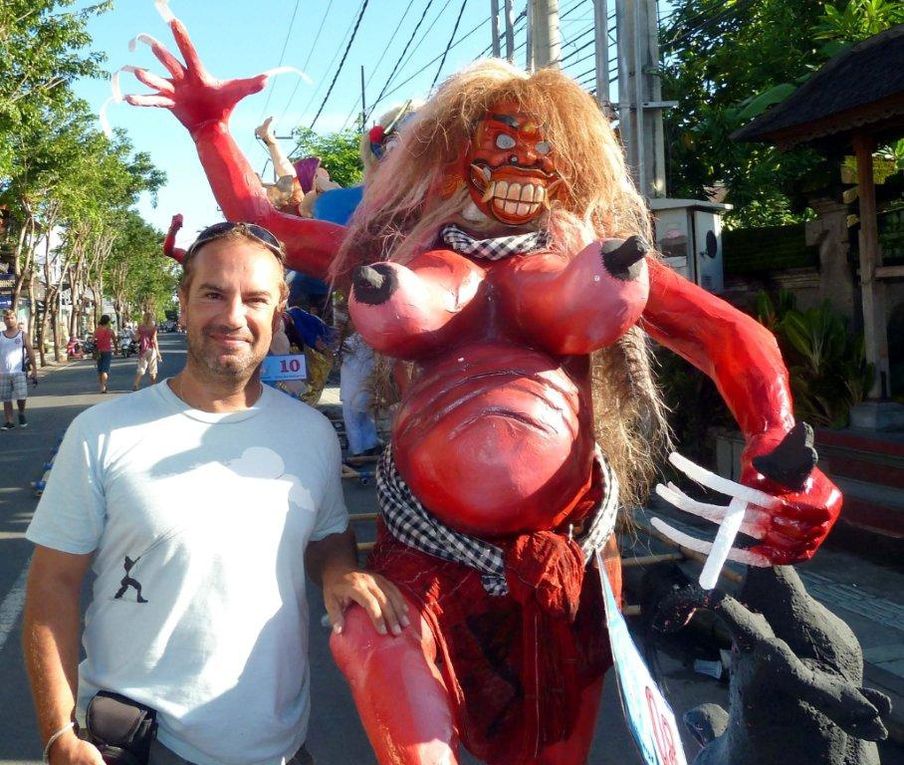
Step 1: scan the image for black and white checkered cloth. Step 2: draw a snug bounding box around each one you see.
[376,446,619,596]
[441,224,550,261]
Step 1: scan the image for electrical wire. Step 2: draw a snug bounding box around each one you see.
[366,0,439,123]
[338,0,420,131]
[393,0,456,92]
[378,12,493,107]
[431,0,470,90]
[257,0,301,125]
[473,4,527,59]
[277,0,336,126]
[309,0,371,130]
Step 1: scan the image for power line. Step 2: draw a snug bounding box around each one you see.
[380,12,492,106]
[339,0,420,131]
[431,0,470,90]
[310,0,371,130]
[367,0,439,123]
[394,0,456,89]
[278,0,337,125]
[257,0,301,124]
[473,6,527,59]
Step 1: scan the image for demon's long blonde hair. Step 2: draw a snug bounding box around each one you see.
[335,60,670,506]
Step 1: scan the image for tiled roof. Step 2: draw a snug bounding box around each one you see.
[732,24,904,149]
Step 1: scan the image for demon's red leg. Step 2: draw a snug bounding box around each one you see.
[537,676,605,765]
[330,598,460,764]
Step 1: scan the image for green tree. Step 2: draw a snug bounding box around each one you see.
[103,211,179,329]
[660,0,902,227]
[0,0,110,178]
[290,127,364,188]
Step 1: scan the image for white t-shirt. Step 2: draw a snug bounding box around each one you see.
[27,381,348,765]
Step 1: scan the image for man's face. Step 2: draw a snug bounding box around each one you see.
[180,239,284,383]
[464,102,560,226]
[3,313,16,331]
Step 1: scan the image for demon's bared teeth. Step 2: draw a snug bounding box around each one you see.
[520,184,536,203]
[516,202,531,217]
[495,181,509,199]
[482,183,495,203]
[506,183,522,202]
[503,200,519,215]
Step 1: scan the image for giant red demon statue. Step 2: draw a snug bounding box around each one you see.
[124,15,842,764]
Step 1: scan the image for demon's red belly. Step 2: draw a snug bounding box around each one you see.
[393,342,595,536]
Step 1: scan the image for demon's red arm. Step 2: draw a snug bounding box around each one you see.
[642,258,842,564]
[124,17,343,281]
[163,213,185,263]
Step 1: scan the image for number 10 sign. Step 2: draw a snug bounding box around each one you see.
[260,354,308,383]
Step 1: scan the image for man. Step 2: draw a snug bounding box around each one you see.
[0,309,37,429]
[22,222,408,765]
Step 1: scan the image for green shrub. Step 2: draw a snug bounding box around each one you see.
[756,290,873,427]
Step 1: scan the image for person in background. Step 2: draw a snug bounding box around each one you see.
[0,308,37,428]
[339,320,381,459]
[94,315,115,394]
[132,311,161,391]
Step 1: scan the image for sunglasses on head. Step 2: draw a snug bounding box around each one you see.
[183,221,285,262]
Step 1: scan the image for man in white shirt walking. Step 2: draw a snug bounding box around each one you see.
[0,309,37,429]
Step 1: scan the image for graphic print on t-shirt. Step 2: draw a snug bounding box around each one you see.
[114,555,149,602]
[107,446,315,601]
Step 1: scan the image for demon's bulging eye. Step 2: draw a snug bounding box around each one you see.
[495,133,516,150]
[535,141,551,156]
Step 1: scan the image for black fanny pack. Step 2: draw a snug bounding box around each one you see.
[86,691,158,765]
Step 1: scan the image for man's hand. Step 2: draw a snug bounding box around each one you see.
[50,729,104,765]
[322,566,410,637]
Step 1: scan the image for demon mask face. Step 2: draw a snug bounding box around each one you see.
[465,103,560,226]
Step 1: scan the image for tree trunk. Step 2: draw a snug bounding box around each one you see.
[50,289,61,362]
[38,256,53,368]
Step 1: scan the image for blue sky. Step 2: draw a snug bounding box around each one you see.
[70,0,609,246]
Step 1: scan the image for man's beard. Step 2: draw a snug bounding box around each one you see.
[188,329,264,381]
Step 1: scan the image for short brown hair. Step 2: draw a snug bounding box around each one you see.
[180,222,288,302]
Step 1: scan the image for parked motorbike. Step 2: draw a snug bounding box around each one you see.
[119,333,138,358]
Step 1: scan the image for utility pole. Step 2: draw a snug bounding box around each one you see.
[360,65,366,131]
[593,0,611,112]
[491,0,501,56]
[504,0,516,61]
[616,0,671,198]
[528,0,560,68]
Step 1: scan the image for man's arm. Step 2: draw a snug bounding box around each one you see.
[305,528,410,637]
[23,332,37,380]
[22,546,104,765]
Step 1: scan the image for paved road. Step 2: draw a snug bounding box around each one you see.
[1,333,902,764]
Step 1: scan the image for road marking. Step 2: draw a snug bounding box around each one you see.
[0,560,30,654]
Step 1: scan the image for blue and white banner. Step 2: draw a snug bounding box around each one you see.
[597,552,688,765]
